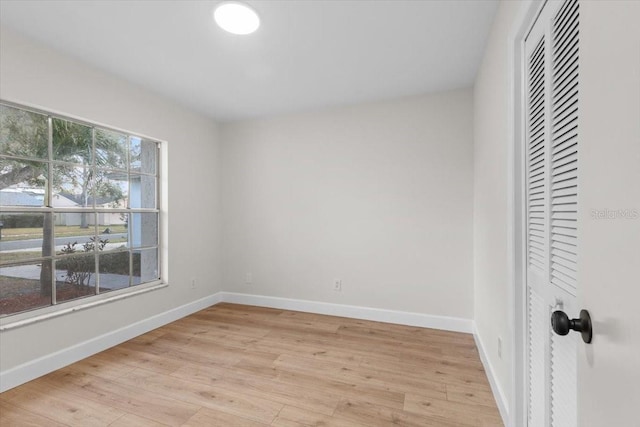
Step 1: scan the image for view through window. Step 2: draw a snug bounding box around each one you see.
[0,102,161,317]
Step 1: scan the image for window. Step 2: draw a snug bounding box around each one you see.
[0,102,161,317]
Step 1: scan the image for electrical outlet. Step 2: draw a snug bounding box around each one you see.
[498,337,502,359]
[191,278,197,289]
[245,273,252,285]
[333,279,342,292]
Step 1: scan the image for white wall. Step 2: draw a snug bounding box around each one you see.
[579,1,640,425]
[221,90,474,319]
[473,0,522,414]
[0,28,222,372]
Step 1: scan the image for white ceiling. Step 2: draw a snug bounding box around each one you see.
[0,0,499,122]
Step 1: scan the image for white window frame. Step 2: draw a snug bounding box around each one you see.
[0,100,167,331]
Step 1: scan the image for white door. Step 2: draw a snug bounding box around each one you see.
[525,0,580,426]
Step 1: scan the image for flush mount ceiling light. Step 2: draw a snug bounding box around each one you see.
[214,1,260,35]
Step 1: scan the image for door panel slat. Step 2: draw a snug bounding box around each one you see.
[525,1,579,425]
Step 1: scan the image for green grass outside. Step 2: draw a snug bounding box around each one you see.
[1,225,127,242]
[0,251,42,263]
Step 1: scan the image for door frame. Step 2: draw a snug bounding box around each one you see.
[507,1,546,426]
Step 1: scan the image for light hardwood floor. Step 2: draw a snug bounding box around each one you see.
[0,303,503,426]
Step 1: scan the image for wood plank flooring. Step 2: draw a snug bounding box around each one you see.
[0,303,503,426]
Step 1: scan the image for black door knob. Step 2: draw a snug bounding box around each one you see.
[551,309,592,344]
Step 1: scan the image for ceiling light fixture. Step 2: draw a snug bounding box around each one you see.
[213,1,260,35]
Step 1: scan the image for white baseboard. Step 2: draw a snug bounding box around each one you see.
[473,324,510,427]
[0,293,222,393]
[219,292,473,333]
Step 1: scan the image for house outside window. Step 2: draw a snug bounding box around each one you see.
[0,102,161,317]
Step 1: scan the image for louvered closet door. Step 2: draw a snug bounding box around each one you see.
[525,1,579,426]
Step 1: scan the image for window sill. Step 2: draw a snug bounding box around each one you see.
[0,281,167,332]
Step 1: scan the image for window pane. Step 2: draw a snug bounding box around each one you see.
[130,138,157,175]
[0,159,47,207]
[55,254,96,302]
[131,213,158,248]
[0,260,52,316]
[54,166,127,209]
[54,212,95,238]
[52,118,92,165]
[129,174,156,209]
[98,251,130,293]
[54,164,93,208]
[97,213,129,252]
[0,213,46,264]
[132,248,158,286]
[96,128,127,170]
[0,104,48,159]
[55,216,96,256]
[95,170,128,209]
